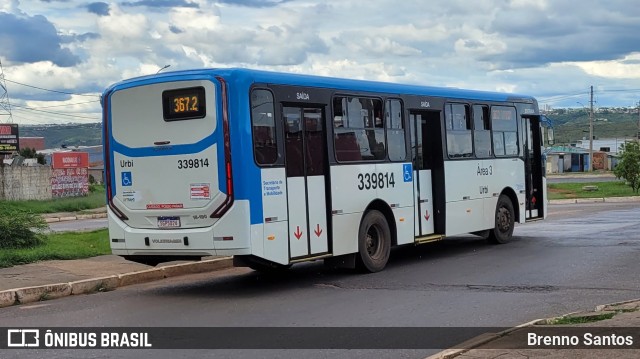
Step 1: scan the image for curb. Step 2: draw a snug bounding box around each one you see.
[424,318,542,359]
[549,196,640,205]
[425,298,640,359]
[0,257,233,308]
[44,212,107,223]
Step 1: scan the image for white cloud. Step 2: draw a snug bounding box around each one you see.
[566,53,640,79]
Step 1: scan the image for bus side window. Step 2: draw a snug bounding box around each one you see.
[386,99,406,161]
[491,106,518,157]
[250,89,278,165]
[333,96,385,162]
[445,103,472,158]
[473,105,491,158]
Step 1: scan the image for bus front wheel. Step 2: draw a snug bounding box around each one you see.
[358,210,391,273]
[487,194,515,244]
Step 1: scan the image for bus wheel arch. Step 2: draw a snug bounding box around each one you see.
[357,200,395,272]
[487,189,517,244]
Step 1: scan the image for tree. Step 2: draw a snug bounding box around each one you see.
[18,147,46,165]
[614,141,640,193]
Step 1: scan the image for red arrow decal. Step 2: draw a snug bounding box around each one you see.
[294,226,303,240]
[424,210,431,221]
[314,224,323,237]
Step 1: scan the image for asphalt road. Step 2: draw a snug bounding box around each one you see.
[9,202,640,359]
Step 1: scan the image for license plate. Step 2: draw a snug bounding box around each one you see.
[158,216,181,228]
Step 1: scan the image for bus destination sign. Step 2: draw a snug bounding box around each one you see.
[162,86,206,121]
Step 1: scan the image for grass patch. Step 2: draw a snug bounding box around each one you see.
[549,312,616,325]
[0,186,105,214]
[548,181,637,200]
[0,229,110,268]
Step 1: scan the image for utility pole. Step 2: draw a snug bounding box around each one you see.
[0,59,13,123]
[637,100,640,141]
[589,85,594,171]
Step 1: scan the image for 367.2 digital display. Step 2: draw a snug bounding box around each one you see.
[162,86,206,121]
[172,95,199,114]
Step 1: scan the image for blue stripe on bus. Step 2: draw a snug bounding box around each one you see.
[110,135,216,157]
[226,74,264,225]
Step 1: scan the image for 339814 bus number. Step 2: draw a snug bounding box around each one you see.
[357,172,395,190]
[177,158,209,169]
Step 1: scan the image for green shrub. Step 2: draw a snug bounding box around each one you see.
[0,209,47,249]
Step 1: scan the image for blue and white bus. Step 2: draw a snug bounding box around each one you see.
[102,68,550,272]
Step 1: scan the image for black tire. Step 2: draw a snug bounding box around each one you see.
[357,210,391,273]
[487,194,515,244]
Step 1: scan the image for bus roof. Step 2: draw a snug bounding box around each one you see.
[106,67,536,104]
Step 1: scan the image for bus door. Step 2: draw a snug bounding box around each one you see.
[410,110,442,236]
[522,116,544,219]
[283,106,330,259]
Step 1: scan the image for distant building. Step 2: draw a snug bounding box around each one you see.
[19,137,46,151]
[546,146,589,173]
[546,139,624,173]
[574,138,633,154]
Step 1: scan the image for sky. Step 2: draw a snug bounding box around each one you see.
[1,0,640,125]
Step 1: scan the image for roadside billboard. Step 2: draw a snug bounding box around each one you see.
[0,123,19,154]
[51,152,90,197]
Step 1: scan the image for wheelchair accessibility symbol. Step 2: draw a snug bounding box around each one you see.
[122,172,132,186]
[403,164,412,182]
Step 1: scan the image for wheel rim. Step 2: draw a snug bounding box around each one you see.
[365,224,383,259]
[497,206,512,233]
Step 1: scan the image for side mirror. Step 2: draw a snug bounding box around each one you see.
[547,127,555,146]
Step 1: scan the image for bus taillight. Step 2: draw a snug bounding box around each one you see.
[211,76,234,218]
[102,92,128,221]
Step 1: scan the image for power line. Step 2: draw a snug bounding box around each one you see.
[10,111,97,124]
[20,100,100,109]
[538,92,587,104]
[11,104,100,120]
[4,78,101,97]
[598,88,640,93]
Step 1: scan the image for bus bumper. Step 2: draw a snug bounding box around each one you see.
[108,201,252,258]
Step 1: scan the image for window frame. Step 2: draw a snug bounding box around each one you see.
[332,95,386,163]
[490,105,519,158]
[472,104,492,159]
[250,88,279,166]
[385,98,407,162]
[444,102,473,159]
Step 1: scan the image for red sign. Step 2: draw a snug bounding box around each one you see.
[0,125,12,135]
[52,152,89,169]
[51,152,90,197]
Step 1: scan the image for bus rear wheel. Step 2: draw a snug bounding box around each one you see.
[358,210,391,273]
[487,194,515,244]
